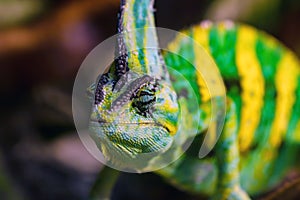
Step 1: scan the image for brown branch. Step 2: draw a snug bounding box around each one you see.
[0,0,120,56]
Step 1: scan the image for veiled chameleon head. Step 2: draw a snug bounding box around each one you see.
[84,0,182,170]
[88,67,179,168]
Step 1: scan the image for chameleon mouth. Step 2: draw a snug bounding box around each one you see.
[88,120,174,171]
[90,119,156,125]
[88,120,173,154]
[89,119,170,131]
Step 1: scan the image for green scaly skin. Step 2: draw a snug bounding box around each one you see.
[161,21,300,198]
[88,0,300,199]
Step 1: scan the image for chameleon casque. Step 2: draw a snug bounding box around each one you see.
[88,0,300,199]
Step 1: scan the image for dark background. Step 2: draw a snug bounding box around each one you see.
[0,0,300,199]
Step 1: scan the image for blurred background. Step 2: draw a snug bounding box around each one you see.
[0,0,300,199]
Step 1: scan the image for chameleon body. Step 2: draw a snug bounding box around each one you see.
[88,0,300,199]
[160,21,300,198]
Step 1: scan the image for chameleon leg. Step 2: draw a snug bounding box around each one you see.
[212,98,250,200]
[89,166,120,200]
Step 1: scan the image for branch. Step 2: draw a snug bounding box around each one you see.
[0,0,119,56]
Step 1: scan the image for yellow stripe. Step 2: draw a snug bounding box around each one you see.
[193,21,211,51]
[143,17,165,77]
[193,22,227,147]
[167,29,188,53]
[193,22,214,102]
[269,51,300,147]
[168,23,225,104]
[293,121,300,142]
[236,25,265,152]
[143,19,151,73]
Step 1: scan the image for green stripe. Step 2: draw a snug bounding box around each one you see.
[133,0,148,72]
[287,76,300,140]
[253,33,283,147]
[171,30,201,105]
[208,25,242,125]
[209,25,239,79]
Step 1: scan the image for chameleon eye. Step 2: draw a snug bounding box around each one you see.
[132,87,156,116]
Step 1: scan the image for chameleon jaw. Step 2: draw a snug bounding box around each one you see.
[88,120,174,169]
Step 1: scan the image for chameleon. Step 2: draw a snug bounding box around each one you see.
[88,0,300,199]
